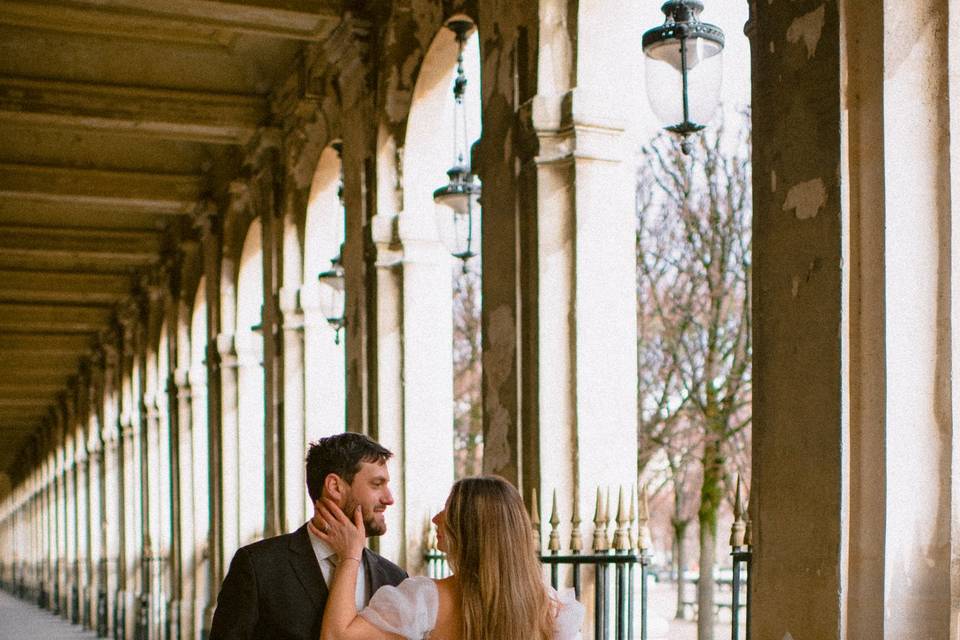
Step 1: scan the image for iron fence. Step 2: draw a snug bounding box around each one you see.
[426,478,753,640]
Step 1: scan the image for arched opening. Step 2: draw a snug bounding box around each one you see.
[235,220,266,546]
[302,143,346,474]
[404,19,483,480]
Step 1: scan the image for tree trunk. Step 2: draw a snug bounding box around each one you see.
[697,439,724,640]
[672,518,689,619]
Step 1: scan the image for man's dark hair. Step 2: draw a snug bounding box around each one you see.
[305,433,392,503]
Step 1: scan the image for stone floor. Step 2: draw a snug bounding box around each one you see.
[0,581,738,640]
[647,580,737,640]
[0,590,97,640]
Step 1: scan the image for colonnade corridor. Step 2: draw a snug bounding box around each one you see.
[2,1,960,640]
[0,589,96,640]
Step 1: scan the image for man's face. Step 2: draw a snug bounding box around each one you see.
[339,460,394,537]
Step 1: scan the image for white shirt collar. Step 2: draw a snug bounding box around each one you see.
[306,522,340,562]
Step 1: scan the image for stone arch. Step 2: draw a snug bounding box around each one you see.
[302,144,347,454]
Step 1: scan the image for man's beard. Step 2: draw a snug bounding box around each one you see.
[342,496,386,537]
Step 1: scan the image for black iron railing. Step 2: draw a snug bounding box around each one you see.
[425,479,753,640]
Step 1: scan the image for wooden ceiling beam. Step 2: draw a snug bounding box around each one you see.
[0,0,341,43]
[0,302,113,334]
[0,269,133,304]
[0,77,267,145]
[0,164,203,214]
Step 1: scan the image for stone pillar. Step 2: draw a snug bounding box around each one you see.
[198,208,225,639]
[101,342,122,638]
[217,331,240,558]
[340,102,376,438]
[369,209,404,566]
[475,1,541,493]
[55,412,67,616]
[751,1,957,637]
[531,0,640,543]
[173,367,193,640]
[74,409,90,629]
[949,1,960,634]
[64,416,79,623]
[278,284,307,531]
[256,154,285,540]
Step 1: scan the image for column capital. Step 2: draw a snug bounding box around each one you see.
[528,89,627,165]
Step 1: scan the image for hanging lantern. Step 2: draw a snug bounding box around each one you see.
[433,19,481,263]
[317,251,346,344]
[642,0,725,153]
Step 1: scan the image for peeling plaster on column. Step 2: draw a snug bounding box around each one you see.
[769,40,775,53]
[482,305,515,474]
[783,178,827,220]
[792,275,800,298]
[786,5,826,60]
[771,169,777,192]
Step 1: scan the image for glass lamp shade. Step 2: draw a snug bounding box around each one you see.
[644,43,723,129]
[317,258,346,338]
[642,2,725,133]
[433,165,482,260]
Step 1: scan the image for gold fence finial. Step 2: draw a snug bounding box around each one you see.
[605,486,614,548]
[744,486,753,547]
[530,488,541,553]
[613,485,630,551]
[629,484,638,551]
[548,489,561,552]
[570,484,583,552]
[637,483,652,552]
[592,487,608,552]
[730,474,746,548]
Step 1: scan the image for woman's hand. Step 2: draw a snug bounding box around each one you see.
[314,498,366,562]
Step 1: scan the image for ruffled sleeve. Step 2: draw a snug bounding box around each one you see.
[549,586,586,640]
[358,576,438,640]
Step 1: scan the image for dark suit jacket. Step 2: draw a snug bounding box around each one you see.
[209,524,408,640]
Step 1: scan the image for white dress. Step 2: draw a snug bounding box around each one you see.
[358,576,585,640]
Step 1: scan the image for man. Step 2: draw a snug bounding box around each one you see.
[210,433,407,640]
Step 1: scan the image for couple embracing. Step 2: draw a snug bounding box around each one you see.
[209,433,584,640]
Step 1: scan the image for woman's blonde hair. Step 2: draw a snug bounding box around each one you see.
[443,475,556,640]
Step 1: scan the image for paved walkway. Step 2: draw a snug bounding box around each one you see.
[0,590,97,640]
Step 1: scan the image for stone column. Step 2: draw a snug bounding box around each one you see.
[475,1,541,493]
[217,332,239,560]
[531,0,640,544]
[101,341,122,638]
[369,210,404,566]
[949,1,960,634]
[278,284,307,531]
[750,1,957,638]
[256,153,285,540]
[74,408,90,628]
[55,412,67,616]
[173,367,193,640]
[64,416,79,623]
[198,208,225,639]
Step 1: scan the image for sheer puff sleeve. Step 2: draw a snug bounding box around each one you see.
[358,576,438,640]
[550,586,586,640]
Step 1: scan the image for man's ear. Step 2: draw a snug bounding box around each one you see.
[322,473,346,501]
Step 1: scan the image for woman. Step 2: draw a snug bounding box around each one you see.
[315,475,584,640]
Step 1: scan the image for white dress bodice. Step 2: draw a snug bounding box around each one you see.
[358,576,585,640]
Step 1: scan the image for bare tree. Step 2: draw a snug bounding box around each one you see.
[453,260,483,478]
[636,115,752,640]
